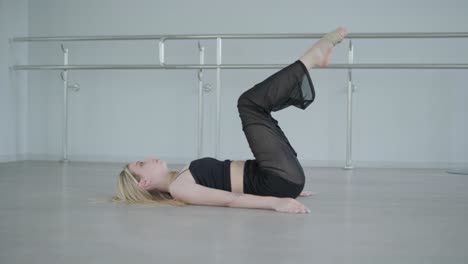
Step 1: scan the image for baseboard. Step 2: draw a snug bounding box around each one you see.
[0,154,18,163]
[0,153,28,163]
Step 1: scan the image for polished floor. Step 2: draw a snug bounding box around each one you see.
[0,161,467,264]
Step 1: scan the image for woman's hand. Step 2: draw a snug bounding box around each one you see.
[272,197,311,214]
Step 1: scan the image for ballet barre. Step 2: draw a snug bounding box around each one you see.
[11,32,468,41]
[12,63,468,70]
[10,32,468,174]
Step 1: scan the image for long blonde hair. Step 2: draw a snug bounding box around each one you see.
[112,164,188,206]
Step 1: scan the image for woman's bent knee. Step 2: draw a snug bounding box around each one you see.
[274,181,304,198]
[237,91,253,108]
[266,171,305,198]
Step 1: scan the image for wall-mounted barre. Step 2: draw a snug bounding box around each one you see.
[12,64,468,70]
[11,32,468,42]
[10,32,468,174]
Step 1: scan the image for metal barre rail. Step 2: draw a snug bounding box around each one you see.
[10,32,468,173]
[12,63,468,70]
[11,32,468,42]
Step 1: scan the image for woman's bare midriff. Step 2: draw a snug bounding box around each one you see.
[230,160,245,193]
[173,160,245,193]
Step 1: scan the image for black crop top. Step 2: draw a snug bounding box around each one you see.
[187,157,262,195]
[189,157,232,192]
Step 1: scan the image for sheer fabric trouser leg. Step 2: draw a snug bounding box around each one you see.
[237,60,315,198]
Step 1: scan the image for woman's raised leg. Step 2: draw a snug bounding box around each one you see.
[237,60,314,189]
[237,27,348,195]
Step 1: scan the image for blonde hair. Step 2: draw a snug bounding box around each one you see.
[112,164,188,207]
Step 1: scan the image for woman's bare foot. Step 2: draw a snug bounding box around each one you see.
[299,27,348,70]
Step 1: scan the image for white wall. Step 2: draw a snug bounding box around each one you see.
[0,0,28,162]
[12,0,468,168]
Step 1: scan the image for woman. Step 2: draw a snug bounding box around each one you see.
[113,27,348,214]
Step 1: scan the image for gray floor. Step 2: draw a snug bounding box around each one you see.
[0,161,467,264]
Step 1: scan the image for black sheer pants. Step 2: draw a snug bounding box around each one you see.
[237,60,316,198]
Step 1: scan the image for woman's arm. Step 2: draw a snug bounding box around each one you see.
[170,181,276,210]
[227,192,277,210]
[169,181,310,213]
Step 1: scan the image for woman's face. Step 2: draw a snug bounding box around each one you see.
[128,157,169,189]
